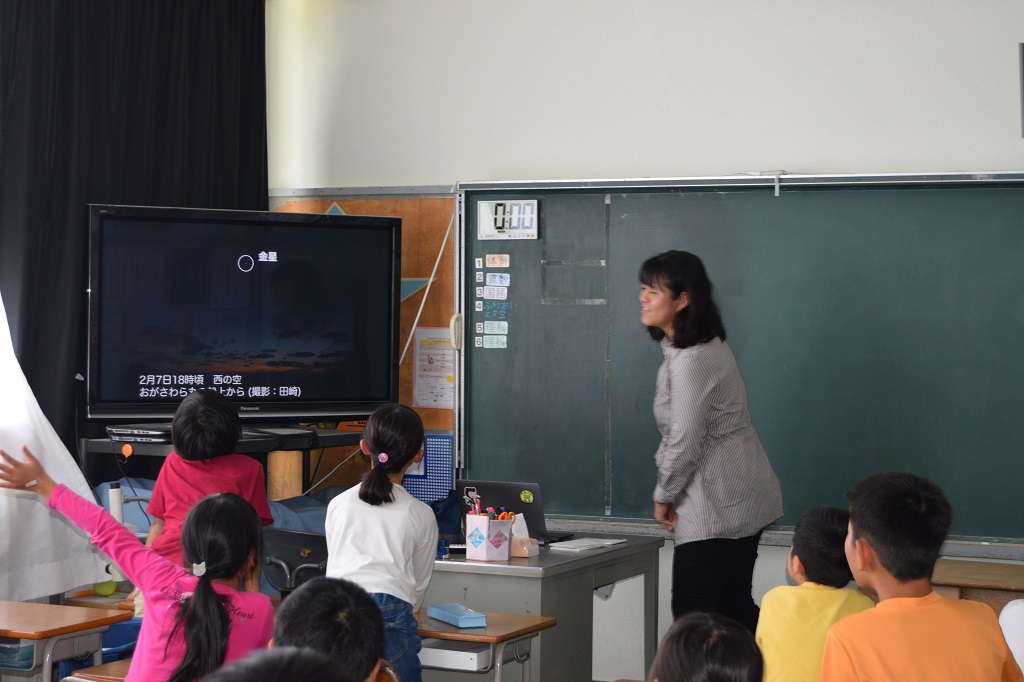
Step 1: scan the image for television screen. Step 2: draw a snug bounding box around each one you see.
[86,204,401,422]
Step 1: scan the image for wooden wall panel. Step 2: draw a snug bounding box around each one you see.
[270,196,456,493]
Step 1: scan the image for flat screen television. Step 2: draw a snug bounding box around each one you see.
[85,204,401,422]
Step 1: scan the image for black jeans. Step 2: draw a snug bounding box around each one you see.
[671,529,763,633]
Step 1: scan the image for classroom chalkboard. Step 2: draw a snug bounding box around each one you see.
[460,176,1024,540]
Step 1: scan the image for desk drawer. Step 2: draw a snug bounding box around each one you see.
[420,639,492,671]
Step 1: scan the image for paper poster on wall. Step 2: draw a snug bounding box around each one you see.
[413,327,455,409]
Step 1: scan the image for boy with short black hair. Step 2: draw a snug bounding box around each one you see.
[755,505,874,682]
[272,576,386,682]
[820,471,1022,682]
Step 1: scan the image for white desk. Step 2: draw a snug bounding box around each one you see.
[422,534,662,682]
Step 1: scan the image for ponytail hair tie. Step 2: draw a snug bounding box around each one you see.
[377,452,389,463]
[192,561,207,577]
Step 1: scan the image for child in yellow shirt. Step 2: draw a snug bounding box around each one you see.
[756,506,874,682]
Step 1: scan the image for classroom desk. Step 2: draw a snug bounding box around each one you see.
[932,558,1024,615]
[0,602,132,682]
[422,534,662,682]
[416,611,556,682]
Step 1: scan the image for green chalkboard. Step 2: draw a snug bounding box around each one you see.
[462,178,1024,540]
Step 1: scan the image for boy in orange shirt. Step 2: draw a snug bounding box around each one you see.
[820,471,1022,682]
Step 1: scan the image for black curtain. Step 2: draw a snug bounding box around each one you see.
[0,1,268,451]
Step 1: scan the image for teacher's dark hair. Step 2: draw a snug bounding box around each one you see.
[639,250,725,348]
[647,611,763,682]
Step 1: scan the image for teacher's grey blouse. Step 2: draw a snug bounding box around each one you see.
[653,336,783,545]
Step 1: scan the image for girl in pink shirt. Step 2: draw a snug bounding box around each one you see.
[0,447,273,682]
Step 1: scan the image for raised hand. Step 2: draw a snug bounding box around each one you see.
[0,446,56,502]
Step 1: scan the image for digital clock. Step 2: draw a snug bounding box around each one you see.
[477,200,539,240]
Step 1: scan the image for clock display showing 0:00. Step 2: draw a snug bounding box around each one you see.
[491,201,536,232]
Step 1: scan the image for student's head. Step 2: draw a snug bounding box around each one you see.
[201,646,360,682]
[789,505,855,588]
[358,402,425,506]
[171,389,241,461]
[638,250,725,348]
[648,611,763,682]
[181,492,264,580]
[845,471,952,583]
[273,577,385,682]
[168,493,265,682]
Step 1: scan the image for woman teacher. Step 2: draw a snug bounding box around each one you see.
[639,250,782,632]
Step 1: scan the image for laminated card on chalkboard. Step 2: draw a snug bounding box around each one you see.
[427,602,488,628]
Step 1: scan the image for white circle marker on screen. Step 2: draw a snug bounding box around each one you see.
[238,255,255,272]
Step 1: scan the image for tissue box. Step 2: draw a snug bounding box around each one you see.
[465,515,513,561]
[511,536,539,557]
[427,602,488,628]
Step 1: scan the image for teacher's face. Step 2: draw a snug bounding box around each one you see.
[640,284,689,338]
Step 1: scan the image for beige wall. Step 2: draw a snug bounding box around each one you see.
[267,0,1024,189]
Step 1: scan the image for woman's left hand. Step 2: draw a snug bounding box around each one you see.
[653,501,677,532]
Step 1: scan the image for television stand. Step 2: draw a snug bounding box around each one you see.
[79,427,360,494]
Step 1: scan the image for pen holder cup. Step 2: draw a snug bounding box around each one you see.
[465,515,514,561]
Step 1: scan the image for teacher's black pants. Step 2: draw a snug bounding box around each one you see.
[671,530,763,633]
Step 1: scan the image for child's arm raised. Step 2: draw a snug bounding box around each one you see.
[0,447,57,502]
[0,446,182,591]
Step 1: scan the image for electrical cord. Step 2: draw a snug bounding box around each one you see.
[306,446,327,488]
[113,454,153,525]
[302,446,361,497]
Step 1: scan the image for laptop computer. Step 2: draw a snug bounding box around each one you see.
[455,479,573,545]
[106,423,173,443]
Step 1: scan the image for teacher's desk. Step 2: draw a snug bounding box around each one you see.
[422,534,662,682]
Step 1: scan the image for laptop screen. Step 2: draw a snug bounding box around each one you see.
[454,479,572,544]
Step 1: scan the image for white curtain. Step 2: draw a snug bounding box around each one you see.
[0,289,108,600]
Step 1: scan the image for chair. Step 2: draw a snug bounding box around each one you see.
[62,657,131,681]
[377,660,400,681]
[262,528,329,599]
[1000,599,1024,672]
